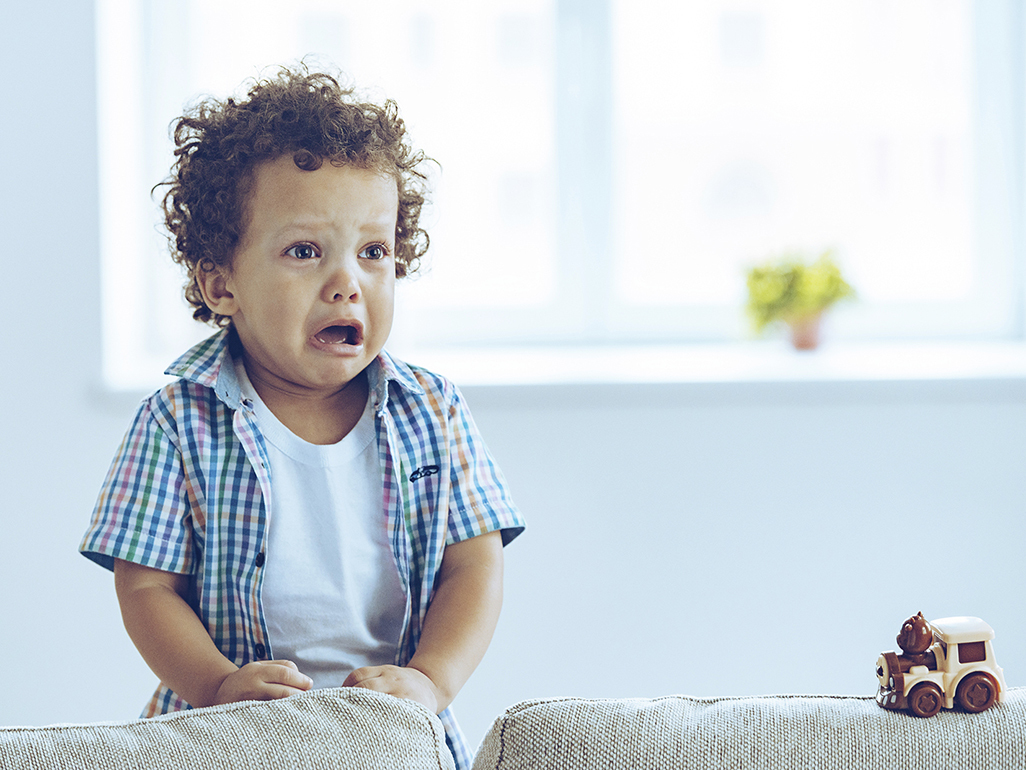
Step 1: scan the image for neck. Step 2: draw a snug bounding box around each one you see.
[245,365,371,445]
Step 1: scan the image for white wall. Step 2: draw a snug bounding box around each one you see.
[452,381,1026,745]
[2,0,1024,755]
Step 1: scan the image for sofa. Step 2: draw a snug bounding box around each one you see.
[2,686,1023,769]
[0,689,452,770]
[475,689,1026,769]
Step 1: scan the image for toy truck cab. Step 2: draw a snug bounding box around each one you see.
[875,616,1006,718]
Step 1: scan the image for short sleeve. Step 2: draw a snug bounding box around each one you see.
[445,385,525,546]
[80,398,195,574]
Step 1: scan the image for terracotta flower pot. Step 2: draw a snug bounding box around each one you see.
[786,312,823,351]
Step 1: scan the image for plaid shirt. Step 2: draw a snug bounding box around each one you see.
[80,329,524,769]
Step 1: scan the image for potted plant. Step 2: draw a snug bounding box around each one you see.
[745,251,855,350]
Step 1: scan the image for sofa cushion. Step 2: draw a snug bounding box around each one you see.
[0,687,454,770]
[473,688,1026,770]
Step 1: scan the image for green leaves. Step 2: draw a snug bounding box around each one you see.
[746,251,855,333]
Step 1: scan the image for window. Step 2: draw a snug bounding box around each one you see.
[609,0,1021,342]
[958,641,987,664]
[97,0,1025,389]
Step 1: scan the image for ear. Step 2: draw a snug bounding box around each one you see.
[196,262,240,318]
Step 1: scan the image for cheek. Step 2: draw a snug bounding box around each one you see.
[371,280,396,336]
[235,286,304,338]
[243,283,292,318]
[377,292,395,330]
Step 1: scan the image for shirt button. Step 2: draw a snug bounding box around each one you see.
[255,552,265,568]
[254,643,266,659]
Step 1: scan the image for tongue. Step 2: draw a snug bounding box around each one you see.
[315,326,352,344]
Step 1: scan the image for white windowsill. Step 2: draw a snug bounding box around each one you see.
[97,339,1026,411]
[401,339,1026,389]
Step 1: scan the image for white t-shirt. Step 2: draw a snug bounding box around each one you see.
[235,359,407,687]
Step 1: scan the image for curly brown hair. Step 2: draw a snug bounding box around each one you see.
[158,66,432,326]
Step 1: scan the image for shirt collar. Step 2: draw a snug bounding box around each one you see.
[164,327,425,412]
[369,348,426,413]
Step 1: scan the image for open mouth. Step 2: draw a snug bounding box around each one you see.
[314,324,362,345]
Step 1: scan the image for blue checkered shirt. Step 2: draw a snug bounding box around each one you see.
[80,329,525,768]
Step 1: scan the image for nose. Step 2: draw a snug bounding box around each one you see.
[322,257,360,303]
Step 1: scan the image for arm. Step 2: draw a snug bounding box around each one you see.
[113,559,312,707]
[343,529,504,713]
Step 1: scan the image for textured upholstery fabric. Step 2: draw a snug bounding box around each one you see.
[473,689,1026,770]
[0,688,454,770]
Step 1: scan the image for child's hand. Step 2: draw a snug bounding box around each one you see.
[342,665,441,714]
[214,660,313,705]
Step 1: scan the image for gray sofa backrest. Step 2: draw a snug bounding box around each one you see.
[0,687,454,770]
[473,689,1026,769]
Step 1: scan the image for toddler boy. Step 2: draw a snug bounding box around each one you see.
[80,67,525,769]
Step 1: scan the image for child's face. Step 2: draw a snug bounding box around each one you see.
[202,155,398,398]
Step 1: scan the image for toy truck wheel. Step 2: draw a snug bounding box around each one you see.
[907,682,943,718]
[956,672,999,713]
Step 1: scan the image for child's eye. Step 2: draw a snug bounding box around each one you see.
[359,244,391,261]
[285,243,319,260]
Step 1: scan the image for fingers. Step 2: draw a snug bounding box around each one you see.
[244,660,313,693]
[342,665,440,713]
[262,660,313,690]
[342,665,410,693]
[214,660,313,705]
[342,665,385,688]
[231,662,441,714]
